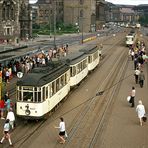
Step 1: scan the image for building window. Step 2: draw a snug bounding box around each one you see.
[80,0,84,5]
[80,9,83,18]
[2,0,15,21]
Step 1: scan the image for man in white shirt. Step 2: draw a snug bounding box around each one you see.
[6,108,15,130]
[130,87,136,107]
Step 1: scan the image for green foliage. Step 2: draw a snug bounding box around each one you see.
[32,23,78,35]
[139,15,148,25]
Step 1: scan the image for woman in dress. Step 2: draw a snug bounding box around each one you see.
[136,100,146,126]
[55,117,66,144]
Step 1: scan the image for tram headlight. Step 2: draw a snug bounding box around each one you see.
[25,109,31,115]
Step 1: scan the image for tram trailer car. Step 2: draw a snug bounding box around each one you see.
[79,45,100,71]
[16,61,70,119]
[16,45,100,119]
[61,51,88,87]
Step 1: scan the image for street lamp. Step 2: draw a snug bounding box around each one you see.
[80,17,84,44]
[53,0,57,49]
[75,23,79,33]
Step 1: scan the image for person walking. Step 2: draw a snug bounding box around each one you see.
[4,92,9,102]
[55,117,66,144]
[131,50,134,61]
[134,68,140,84]
[6,108,15,130]
[5,68,10,83]
[136,100,146,126]
[0,98,5,119]
[130,86,136,107]
[0,119,13,146]
[139,71,145,88]
[5,97,11,112]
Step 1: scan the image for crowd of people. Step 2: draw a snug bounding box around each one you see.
[128,40,147,126]
[0,44,69,83]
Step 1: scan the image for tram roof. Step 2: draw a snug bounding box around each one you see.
[79,45,98,54]
[17,61,69,86]
[61,51,88,65]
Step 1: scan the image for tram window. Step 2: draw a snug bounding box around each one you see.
[80,62,82,71]
[82,61,84,70]
[71,66,76,77]
[73,66,76,76]
[46,86,48,99]
[38,92,41,102]
[56,79,59,92]
[23,92,33,102]
[88,56,92,63]
[50,85,53,97]
[48,84,51,97]
[34,92,37,102]
[52,81,55,94]
[42,87,45,101]
[70,67,73,77]
[61,75,64,86]
[84,59,87,68]
[65,73,68,84]
[59,77,62,89]
[77,63,80,73]
[93,52,98,60]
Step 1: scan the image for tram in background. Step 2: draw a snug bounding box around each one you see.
[125,33,137,46]
[16,45,101,119]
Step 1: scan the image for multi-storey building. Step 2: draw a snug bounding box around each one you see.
[120,7,138,23]
[31,0,64,29]
[64,0,98,32]
[0,0,32,44]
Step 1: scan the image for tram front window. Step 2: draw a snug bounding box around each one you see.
[23,92,33,102]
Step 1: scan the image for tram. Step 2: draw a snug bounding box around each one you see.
[125,33,137,46]
[16,45,101,119]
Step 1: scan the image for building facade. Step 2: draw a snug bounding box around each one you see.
[0,0,32,44]
[120,7,138,23]
[31,0,64,29]
[64,0,97,32]
[96,0,106,30]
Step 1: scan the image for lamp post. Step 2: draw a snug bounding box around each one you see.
[81,24,84,44]
[75,22,79,34]
[53,0,57,49]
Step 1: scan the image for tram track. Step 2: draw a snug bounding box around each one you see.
[58,42,128,148]
[89,48,128,148]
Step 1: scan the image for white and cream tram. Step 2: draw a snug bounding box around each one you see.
[126,33,137,46]
[80,45,100,71]
[62,51,88,87]
[16,62,70,118]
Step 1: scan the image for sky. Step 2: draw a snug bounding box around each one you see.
[106,0,148,5]
[29,0,148,5]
